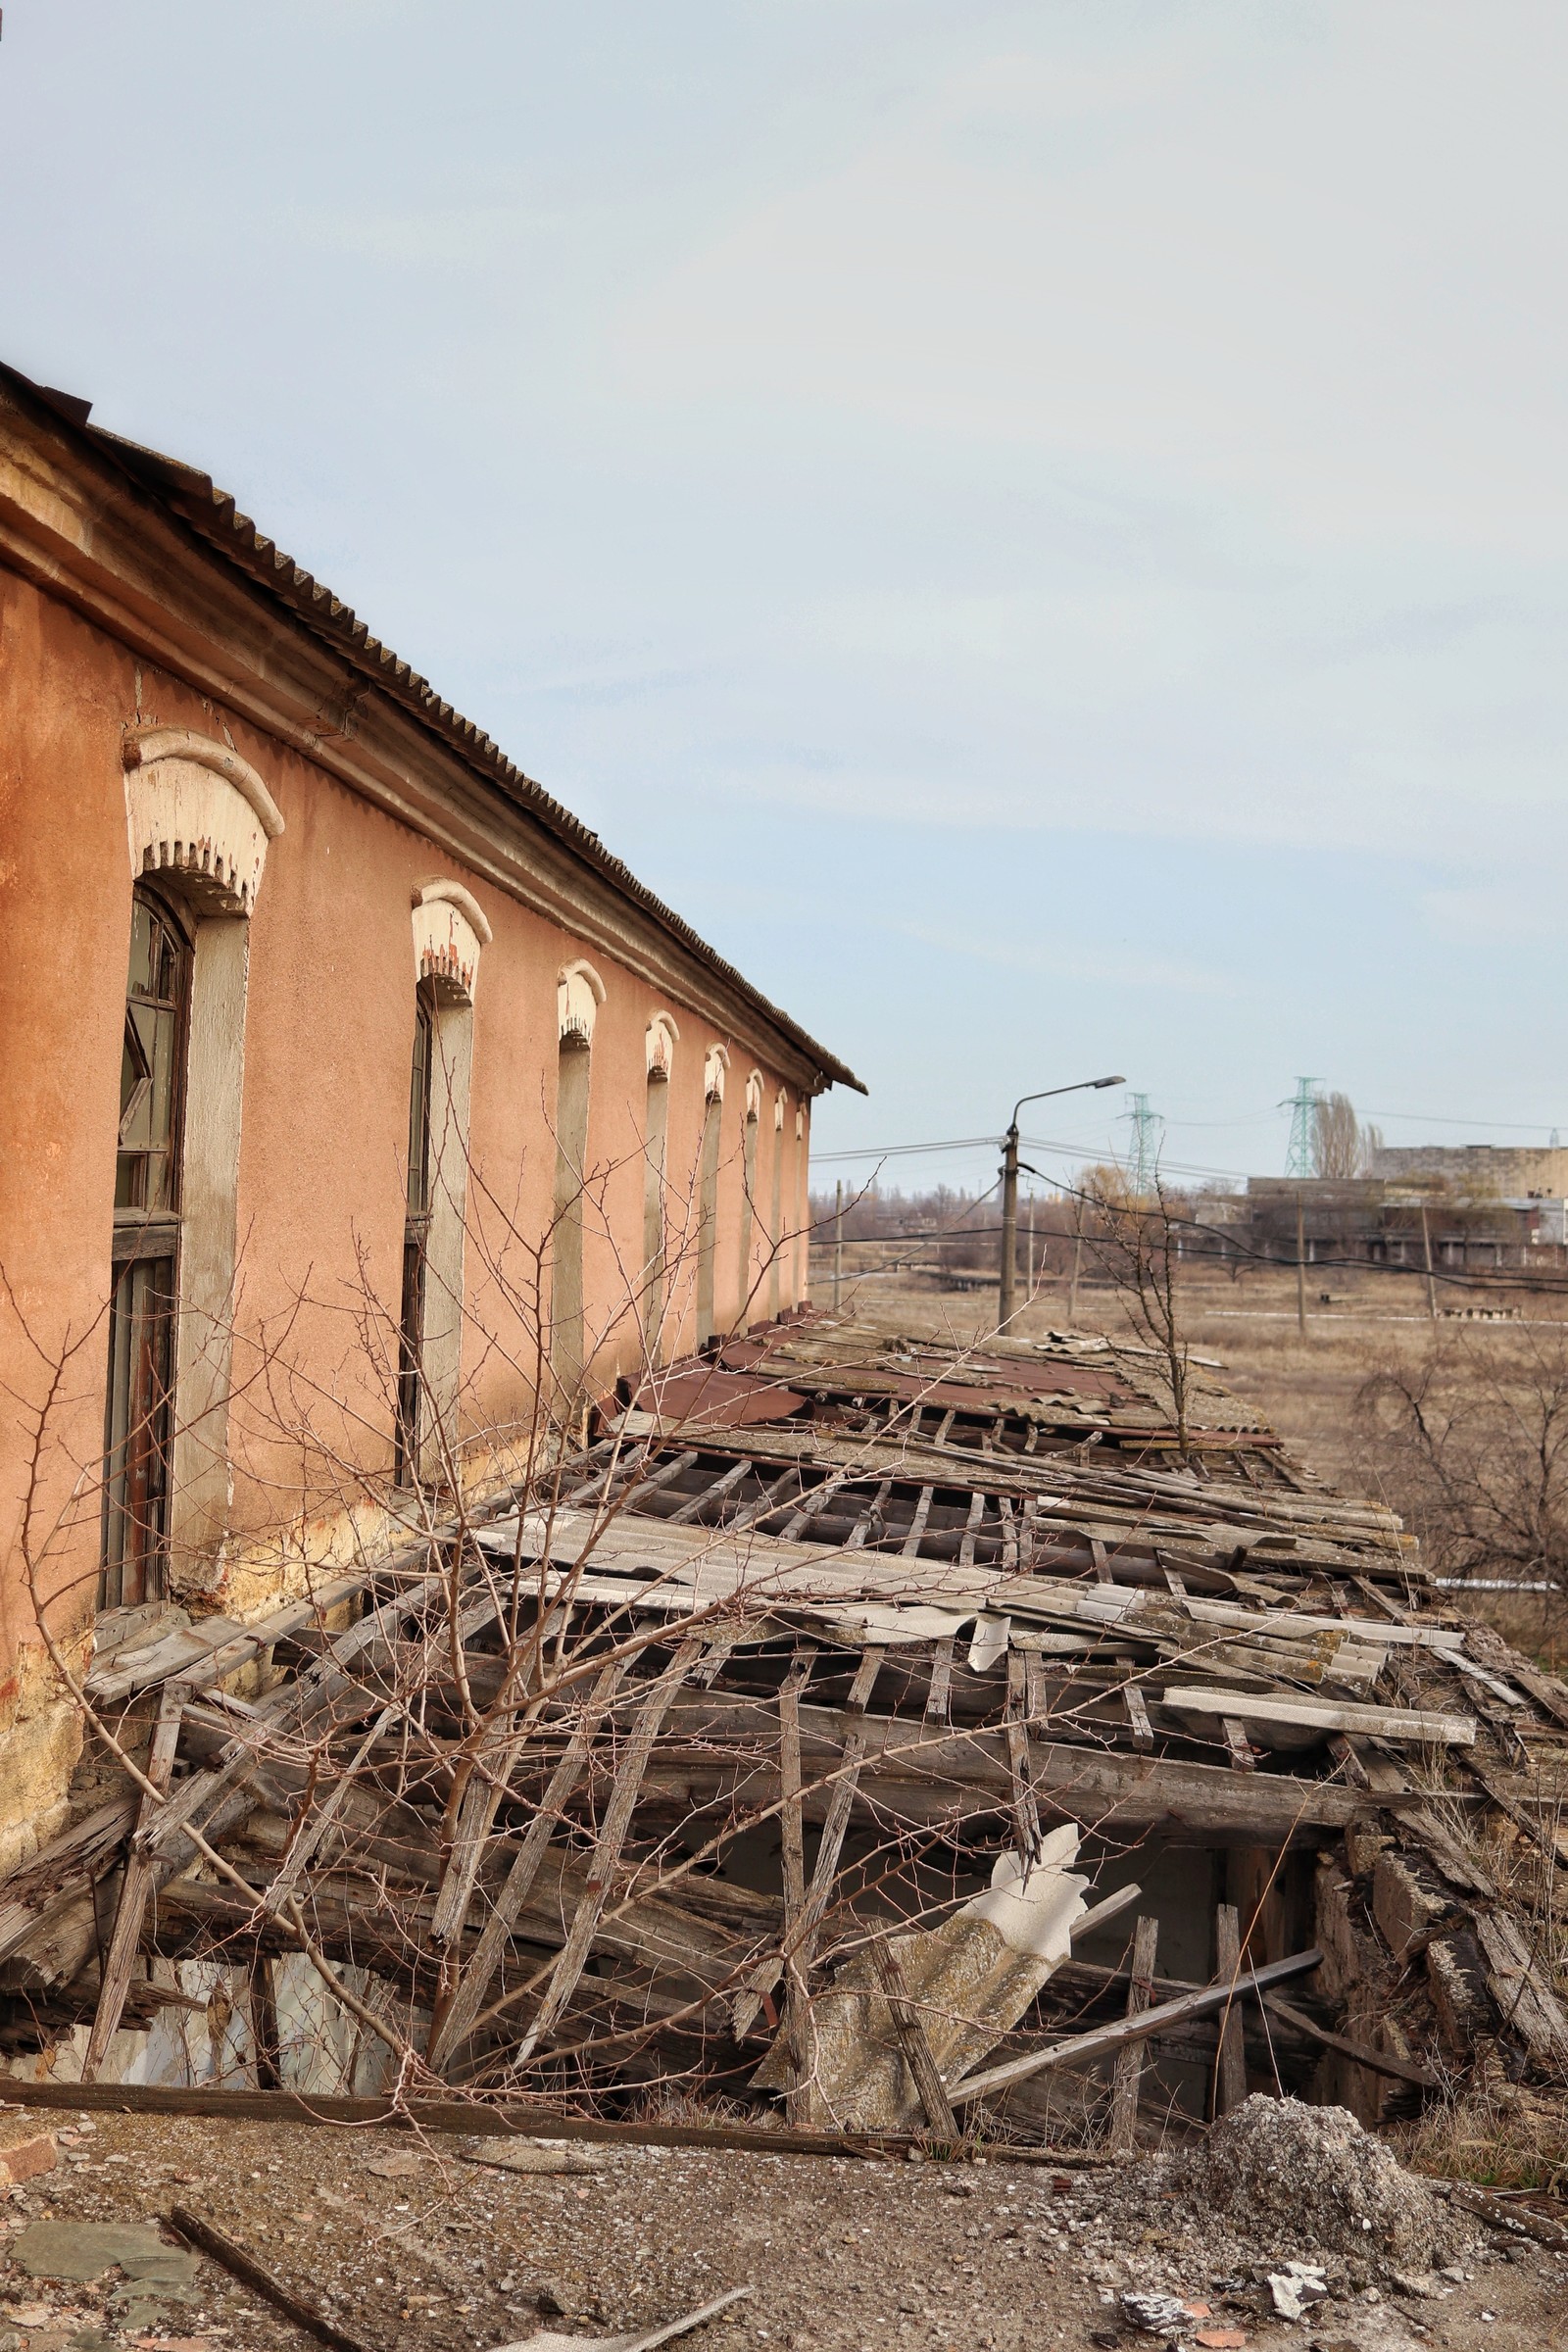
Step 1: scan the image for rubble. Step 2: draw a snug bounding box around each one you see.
[1175,2095,1464,2272]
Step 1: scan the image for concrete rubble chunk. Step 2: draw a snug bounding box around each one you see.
[461,2137,612,2176]
[0,2113,56,2185]
[9,2220,201,2285]
[1266,2259,1327,2320]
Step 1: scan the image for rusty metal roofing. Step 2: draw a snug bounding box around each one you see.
[4,365,864,1096]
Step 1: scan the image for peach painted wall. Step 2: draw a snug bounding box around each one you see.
[0,566,811,1688]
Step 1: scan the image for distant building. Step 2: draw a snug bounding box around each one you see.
[1368,1144,1568,1199]
[1237,1177,1568,1272]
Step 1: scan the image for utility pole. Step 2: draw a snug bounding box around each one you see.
[1421,1201,1438,1322]
[1026,1191,1036,1300]
[999,1075,1125,1330]
[833,1180,844,1312]
[1297,1191,1308,1339]
[1068,1214,1083,1328]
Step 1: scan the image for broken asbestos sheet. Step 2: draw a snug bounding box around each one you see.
[757,1823,1088,2128]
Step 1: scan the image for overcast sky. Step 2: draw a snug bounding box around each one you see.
[6,3,1565,1196]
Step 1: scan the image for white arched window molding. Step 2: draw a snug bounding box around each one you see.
[112,726,285,1596]
[646,1010,679,1078]
[122,726,283,916]
[704,1043,729,1102]
[413,877,492,1000]
[400,882,487,1482]
[558,958,606,1048]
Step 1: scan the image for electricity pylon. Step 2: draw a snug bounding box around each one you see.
[1121,1092,1163,1199]
[1283,1078,1318,1180]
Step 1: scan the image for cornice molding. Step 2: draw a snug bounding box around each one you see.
[0,388,850,1098]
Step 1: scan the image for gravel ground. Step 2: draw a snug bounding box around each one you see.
[0,2108,1562,2352]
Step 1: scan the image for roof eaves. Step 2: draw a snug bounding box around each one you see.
[53,397,864,1095]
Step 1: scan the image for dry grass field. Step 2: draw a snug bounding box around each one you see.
[810,1253,1568,1670]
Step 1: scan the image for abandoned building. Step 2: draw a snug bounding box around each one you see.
[0,361,859,1877]
[1225,1177,1568,1279]
[2,365,1566,2169]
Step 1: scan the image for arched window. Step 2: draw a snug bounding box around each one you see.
[642,1013,679,1356]
[768,1089,787,1322]
[736,1071,763,1331]
[397,881,489,1484]
[103,886,191,1605]
[551,960,606,1402]
[696,1045,728,1347]
[102,728,283,1608]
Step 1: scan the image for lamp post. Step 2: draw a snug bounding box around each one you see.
[999,1076,1126,1330]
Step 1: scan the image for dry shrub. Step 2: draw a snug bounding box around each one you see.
[1350,1327,1568,1660]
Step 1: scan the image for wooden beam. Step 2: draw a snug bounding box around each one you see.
[868,1936,960,2139]
[1220,1718,1255,1773]
[1260,1994,1438,2089]
[794,1648,886,1967]
[512,1639,709,2064]
[1005,1650,1041,1861]
[947,1946,1323,2107]
[924,1634,955,1725]
[731,1649,815,2043]
[846,1480,894,1551]
[958,1491,987,1569]
[426,1656,629,2072]
[775,1478,844,1541]
[81,1680,189,2081]
[665,1459,751,1526]
[0,2076,1114,2164]
[1163,1687,1474,1746]
[1123,1684,1153,1753]
[1213,1904,1247,2116]
[1106,1915,1158,2153]
[900,1487,936,1557]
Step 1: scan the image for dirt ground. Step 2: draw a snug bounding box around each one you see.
[823,1262,1540,1494]
[0,2108,1562,2352]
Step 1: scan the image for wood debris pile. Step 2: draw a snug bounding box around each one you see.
[2,1314,1565,2145]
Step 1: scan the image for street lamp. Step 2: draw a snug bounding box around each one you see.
[999,1076,1126,1330]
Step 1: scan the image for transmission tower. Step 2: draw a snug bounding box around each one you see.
[1120,1092,1163,1198]
[1282,1077,1318,1180]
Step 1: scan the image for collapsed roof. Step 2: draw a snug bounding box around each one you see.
[2,1315,1563,2145]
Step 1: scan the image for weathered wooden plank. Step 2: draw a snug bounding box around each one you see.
[1163,1687,1474,1746]
[1107,1915,1158,2153]
[81,1681,189,2081]
[1213,1904,1247,2117]
[0,2075,1114,2162]
[512,1639,710,2064]
[949,1947,1323,2106]
[1260,1994,1438,2088]
[868,1936,960,2139]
